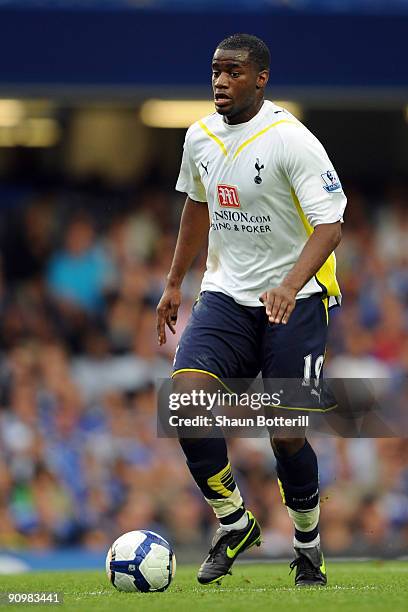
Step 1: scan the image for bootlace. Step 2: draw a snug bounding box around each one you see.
[289,554,317,580]
[208,532,230,563]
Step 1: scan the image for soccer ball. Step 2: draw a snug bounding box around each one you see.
[106,530,176,593]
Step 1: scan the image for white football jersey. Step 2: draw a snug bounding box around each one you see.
[176,100,347,307]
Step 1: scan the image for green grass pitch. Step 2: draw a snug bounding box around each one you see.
[0,562,407,611]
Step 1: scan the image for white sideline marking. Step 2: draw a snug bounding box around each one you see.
[190,585,383,593]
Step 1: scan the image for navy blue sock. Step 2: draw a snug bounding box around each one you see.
[274,440,320,544]
[179,437,245,525]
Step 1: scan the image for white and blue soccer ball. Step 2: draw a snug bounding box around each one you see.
[106,530,176,593]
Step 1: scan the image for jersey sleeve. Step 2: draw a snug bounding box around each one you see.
[175,129,207,202]
[280,123,347,227]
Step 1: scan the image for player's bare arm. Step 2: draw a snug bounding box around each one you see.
[260,221,342,325]
[156,196,209,345]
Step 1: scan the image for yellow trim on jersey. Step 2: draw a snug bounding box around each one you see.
[198,118,296,160]
[290,189,341,299]
[233,119,297,159]
[207,462,235,498]
[323,296,329,325]
[171,368,235,394]
[198,121,228,157]
[277,478,286,505]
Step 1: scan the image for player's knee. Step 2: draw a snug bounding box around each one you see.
[172,371,218,397]
[171,371,219,419]
[271,436,306,457]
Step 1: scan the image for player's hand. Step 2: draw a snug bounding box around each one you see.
[156,284,182,345]
[259,284,297,325]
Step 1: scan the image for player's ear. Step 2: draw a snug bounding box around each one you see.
[256,70,269,90]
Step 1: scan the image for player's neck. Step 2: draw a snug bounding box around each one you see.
[223,99,265,126]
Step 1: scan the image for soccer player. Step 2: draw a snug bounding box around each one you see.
[157,33,346,586]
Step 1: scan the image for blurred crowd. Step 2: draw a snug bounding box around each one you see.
[0,180,407,558]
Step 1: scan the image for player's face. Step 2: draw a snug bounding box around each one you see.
[212,48,268,124]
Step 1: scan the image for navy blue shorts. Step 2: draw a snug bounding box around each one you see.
[173,290,329,397]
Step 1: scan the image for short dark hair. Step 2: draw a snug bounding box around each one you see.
[216,33,270,71]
